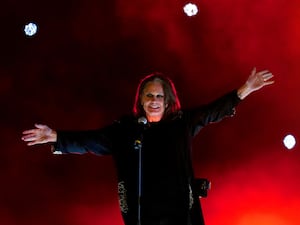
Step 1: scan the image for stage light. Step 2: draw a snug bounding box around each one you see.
[283,134,296,150]
[183,3,198,17]
[24,22,38,36]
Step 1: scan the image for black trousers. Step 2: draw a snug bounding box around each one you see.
[141,216,191,225]
[123,197,205,225]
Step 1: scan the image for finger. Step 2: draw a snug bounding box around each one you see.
[27,141,38,146]
[258,70,270,75]
[27,140,46,146]
[264,80,275,86]
[35,124,47,129]
[251,67,256,75]
[22,135,38,142]
[22,132,38,139]
[262,73,274,80]
[263,76,274,82]
[22,129,38,135]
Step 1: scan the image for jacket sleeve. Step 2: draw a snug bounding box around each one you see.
[51,122,119,156]
[187,90,241,136]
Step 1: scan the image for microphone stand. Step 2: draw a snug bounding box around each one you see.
[135,117,147,225]
[134,138,143,225]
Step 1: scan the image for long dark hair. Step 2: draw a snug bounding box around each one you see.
[133,72,181,119]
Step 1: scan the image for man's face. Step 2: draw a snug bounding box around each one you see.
[141,81,167,122]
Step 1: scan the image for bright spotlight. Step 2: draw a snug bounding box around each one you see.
[283,134,296,150]
[183,3,198,17]
[24,22,38,36]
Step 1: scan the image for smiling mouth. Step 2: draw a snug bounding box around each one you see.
[149,105,160,109]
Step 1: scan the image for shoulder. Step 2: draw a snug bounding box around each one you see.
[113,114,137,126]
[165,110,185,121]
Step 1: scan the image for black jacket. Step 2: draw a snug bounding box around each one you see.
[53,90,241,225]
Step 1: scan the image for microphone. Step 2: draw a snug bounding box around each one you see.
[134,117,148,150]
[137,116,147,125]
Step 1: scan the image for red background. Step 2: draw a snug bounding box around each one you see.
[1,0,300,224]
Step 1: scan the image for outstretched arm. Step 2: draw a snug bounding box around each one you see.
[237,67,274,100]
[22,124,57,146]
[22,123,114,155]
